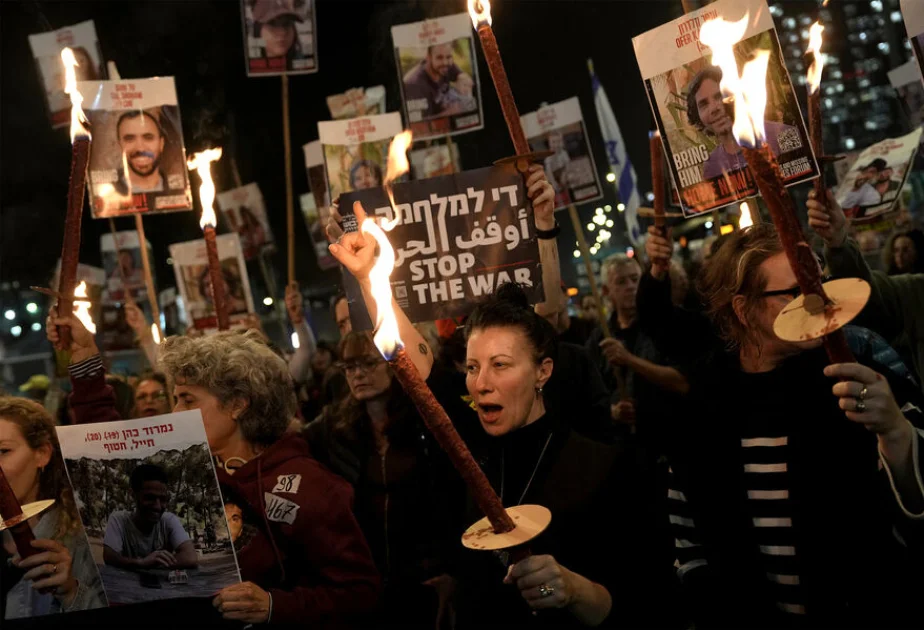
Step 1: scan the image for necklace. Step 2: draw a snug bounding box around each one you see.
[500,432,553,506]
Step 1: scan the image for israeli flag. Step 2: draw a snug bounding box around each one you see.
[589,59,641,245]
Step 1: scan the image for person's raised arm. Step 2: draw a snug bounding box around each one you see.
[285,281,316,384]
[527,165,564,314]
[329,201,433,379]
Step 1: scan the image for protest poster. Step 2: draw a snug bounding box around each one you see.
[339,163,542,323]
[100,230,153,306]
[834,129,921,230]
[56,411,241,605]
[241,0,318,76]
[317,112,404,202]
[889,60,924,170]
[216,183,275,261]
[326,85,387,120]
[902,0,924,83]
[28,20,104,129]
[409,143,461,180]
[78,77,193,218]
[303,139,328,209]
[392,13,484,139]
[632,0,819,216]
[521,97,604,211]
[300,193,338,270]
[169,232,255,331]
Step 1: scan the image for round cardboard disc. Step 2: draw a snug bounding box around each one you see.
[773,278,870,343]
[461,504,552,551]
[0,499,55,532]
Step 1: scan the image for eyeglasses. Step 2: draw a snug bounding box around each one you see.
[136,391,168,402]
[335,357,385,374]
[760,276,831,300]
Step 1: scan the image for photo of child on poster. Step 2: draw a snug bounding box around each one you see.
[392,13,484,139]
[79,77,193,218]
[521,97,603,210]
[216,183,275,261]
[28,20,104,129]
[241,0,317,76]
[56,411,241,605]
[633,0,818,216]
[318,113,404,203]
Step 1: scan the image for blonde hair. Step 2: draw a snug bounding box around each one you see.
[159,330,296,447]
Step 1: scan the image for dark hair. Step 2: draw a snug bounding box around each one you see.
[131,463,168,493]
[138,372,168,392]
[863,158,888,172]
[883,228,924,275]
[349,160,382,189]
[686,66,724,131]
[106,374,136,419]
[315,340,338,360]
[116,110,164,138]
[465,282,557,364]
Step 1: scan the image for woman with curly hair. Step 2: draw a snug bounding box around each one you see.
[0,397,107,619]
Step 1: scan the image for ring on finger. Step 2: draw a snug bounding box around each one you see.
[538,583,555,598]
[51,564,58,574]
[858,386,868,401]
[856,400,867,413]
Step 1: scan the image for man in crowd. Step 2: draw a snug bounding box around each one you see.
[116,110,169,193]
[402,42,475,120]
[103,463,199,571]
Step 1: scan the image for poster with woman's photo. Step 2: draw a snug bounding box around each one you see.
[216,183,275,261]
[392,13,484,139]
[100,230,154,306]
[632,0,819,216]
[326,85,386,120]
[28,20,105,129]
[317,112,404,202]
[409,143,461,180]
[241,0,317,76]
[834,129,922,224]
[169,233,255,331]
[56,411,241,605]
[78,77,193,218]
[521,97,603,211]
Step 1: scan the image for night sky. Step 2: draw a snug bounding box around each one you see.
[1,0,680,301]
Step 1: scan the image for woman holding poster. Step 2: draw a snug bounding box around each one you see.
[0,398,107,619]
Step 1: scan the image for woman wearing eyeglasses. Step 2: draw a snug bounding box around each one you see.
[304,331,465,630]
[132,373,172,418]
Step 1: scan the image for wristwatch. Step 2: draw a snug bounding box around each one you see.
[535,221,560,240]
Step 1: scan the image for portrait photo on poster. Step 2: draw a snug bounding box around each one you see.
[100,230,154,306]
[79,77,193,218]
[241,0,317,76]
[521,97,603,211]
[299,193,339,270]
[56,411,242,606]
[326,85,387,120]
[216,183,276,261]
[28,20,105,129]
[633,0,819,217]
[318,113,404,203]
[392,13,484,140]
[409,143,461,180]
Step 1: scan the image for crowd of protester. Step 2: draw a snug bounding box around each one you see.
[2,171,923,629]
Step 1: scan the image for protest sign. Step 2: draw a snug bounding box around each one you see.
[216,183,275,260]
[318,112,404,202]
[340,163,541,323]
[78,77,193,218]
[392,13,484,139]
[100,231,153,306]
[902,0,924,84]
[632,0,819,216]
[409,143,461,180]
[56,411,241,605]
[241,0,318,76]
[521,97,603,211]
[302,139,328,209]
[326,85,386,120]
[28,20,104,129]
[169,232,254,331]
[300,193,338,270]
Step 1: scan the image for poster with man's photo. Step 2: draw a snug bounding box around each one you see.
[409,143,461,180]
[56,411,241,605]
[326,85,386,120]
[392,13,484,139]
[169,232,255,331]
[521,97,604,211]
[78,77,193,218]
[216,183,275,261]
[632,0,819,216]
[340,163,541,323]
[241,0,317,76]
[300,193,338,270]
[834,129,922,226]
[317,112,404,202]
[28,20,105,129]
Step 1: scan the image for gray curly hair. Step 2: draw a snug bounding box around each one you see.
[158,330,296,447]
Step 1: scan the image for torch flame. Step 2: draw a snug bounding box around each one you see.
[467,0,492,28]
[806,22,825,95]
[73,281,96,334]
[699,15,770,148]
[151,323,161,345]
[187,148,223,229]
[362,218,403,358]
[383,130,413,229]
[739,201,753,229]
[61,47,90,143]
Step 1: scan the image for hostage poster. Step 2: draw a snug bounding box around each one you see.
[56,411,241,605]
[901,0,924,84]
[169,232,255,331]
[216,183,276,260]
[27,20,105,129]
[78,77,193,218]
[241,0,318,76]
[340,163,542,323]
[521,97,604,211]
[326,85,386,120]
[99,230,156,351]
[318,112,404,202]
[632,0,819,216]
[834,129,922,226]
[409,143,461,180]
[392,13,484,140]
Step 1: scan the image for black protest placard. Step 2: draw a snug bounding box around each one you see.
[340,163,542,324]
